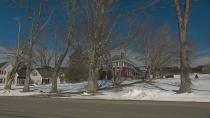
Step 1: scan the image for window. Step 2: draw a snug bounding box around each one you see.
[22,80,25,84]
[32,72,37,76]
[4,71,6,75]
[124,62,126,67]
[18,79,21,84]
[0,78,3,83]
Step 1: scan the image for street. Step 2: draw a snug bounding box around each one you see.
[0,97,209,118]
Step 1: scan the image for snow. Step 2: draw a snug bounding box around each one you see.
[0,73,210,102]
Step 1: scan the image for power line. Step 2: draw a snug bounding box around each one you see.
[0,0,159,25]
[0,0,198,26]
[0,0,199,36]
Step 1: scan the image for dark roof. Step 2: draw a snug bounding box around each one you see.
[111,55,134,64]
[0,62,7,68]
[16,69,26,77]
[16,69,34,77]
[36,68,53,78]
[133,67,143,74]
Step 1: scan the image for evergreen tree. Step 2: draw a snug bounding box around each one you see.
[107,69,112,80]
[67,47,89,82]
[20,65,27,70]
[99,65,104,80]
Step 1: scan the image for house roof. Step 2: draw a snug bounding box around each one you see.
[0,62,10,70]
[16,69,33,77]
[0,62,7,68]
[36,68,53,78]
[16,70,26,77]
[133,67,143,74]
[36,68,68,78]
[111,55,135,64]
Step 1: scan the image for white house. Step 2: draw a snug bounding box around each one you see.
[0,62,13,85]
[0,62,64,86]
[30,69,43,85]
[14,69,43,86]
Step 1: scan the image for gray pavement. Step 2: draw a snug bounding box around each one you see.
[0,97,210,118]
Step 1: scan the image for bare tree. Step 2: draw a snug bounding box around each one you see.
[9,0,52,92]
[174,0,191,93]
[134,18,154,81]
[102,15,141,85]
[33,0,77,92]
[79,0,158,93]
[2,17,29,89]
[152,32,180,79]
[134,20,180,80]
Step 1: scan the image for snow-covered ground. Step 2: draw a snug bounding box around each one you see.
[0,73,210,102]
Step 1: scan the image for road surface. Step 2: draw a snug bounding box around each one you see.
[0,97,209,118]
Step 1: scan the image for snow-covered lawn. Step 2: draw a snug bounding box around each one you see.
[1,73,210,102]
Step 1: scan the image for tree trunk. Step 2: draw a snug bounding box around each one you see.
[94,68,99,89]
[87,67,96,92]
[4,58,23,89]
[4,75,13,89]
[154,70,160,79]
[147,69,151,81]
[87,57,96,92]
[174,0,191,93]
[23,43,33,92]
[4,68,17,89]
[94,59,100,89]
[51,71,58,92]
[114,73,120,85]
[178,32,191,93]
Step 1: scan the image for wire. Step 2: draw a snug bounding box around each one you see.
[0,0,161,24]
[0,0,199,36]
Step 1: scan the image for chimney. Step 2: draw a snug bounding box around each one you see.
[121,52,124,57]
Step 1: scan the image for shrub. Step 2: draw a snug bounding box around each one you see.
[195,74,198,78]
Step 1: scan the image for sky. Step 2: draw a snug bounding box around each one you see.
[0,0,210,67]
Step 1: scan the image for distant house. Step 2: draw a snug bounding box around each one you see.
[138,66,154,79]
[16,68,56,86]
[103,53,143,79]
[0,62,68,86]
[15,69,27,86]
[33,68,69,85]
[33,68,53,85]
[14,69,51,86]
[132,67,144,79]
[0,62,13,85]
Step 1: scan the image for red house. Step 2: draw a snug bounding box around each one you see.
[103,53,143,80]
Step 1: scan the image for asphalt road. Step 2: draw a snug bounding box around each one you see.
[0,97,210,118]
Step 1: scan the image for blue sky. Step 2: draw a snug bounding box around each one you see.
[0,0,210,66]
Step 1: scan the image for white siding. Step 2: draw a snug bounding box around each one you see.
[30,69,42,85]
[0,64,13,85]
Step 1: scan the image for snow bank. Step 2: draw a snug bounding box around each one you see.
[0,89,40,96]
[122,89,166,98]
[1,74,210,102]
